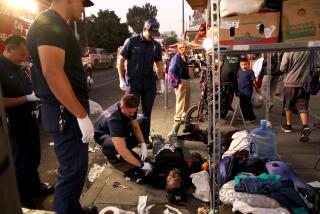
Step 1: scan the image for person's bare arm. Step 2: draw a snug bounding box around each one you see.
[112,137,142,167]
[253,79,260,93]
[3,96,28,108]
[155,60,164,79]
[38,45,87,118]
[117,55,126,80]
[131,119,145,145]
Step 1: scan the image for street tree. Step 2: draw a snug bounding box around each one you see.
[78,9,131,52]
[163,34,178,46]
[126,3,157,33]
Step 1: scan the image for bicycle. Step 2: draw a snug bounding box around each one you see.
[184,67,231,131]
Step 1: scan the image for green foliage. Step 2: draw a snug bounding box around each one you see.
[163,36,178,46]
[126,3,158,33]
[78,9,131,52]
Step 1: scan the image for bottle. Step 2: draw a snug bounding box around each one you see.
[249,120,277,160]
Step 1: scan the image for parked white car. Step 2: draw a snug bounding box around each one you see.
[83,47,114,69]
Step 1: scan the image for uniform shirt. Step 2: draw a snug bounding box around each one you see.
[0,55,36,116]
[237,69,255,97]
[221,55,240,83]
[120,34,162,90]
[94,102,137,140]
[26,10,89,111]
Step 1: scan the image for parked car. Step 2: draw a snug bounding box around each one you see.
[82,56,93,91]
[83,47,114,69]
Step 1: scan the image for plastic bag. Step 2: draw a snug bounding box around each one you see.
[251,91,264,108]
[190,171,210,202]
[220,0,263,17]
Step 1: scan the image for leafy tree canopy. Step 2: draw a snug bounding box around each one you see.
[78,9,131,52]
[126,3,158,33]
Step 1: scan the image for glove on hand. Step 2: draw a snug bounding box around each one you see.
[77,115,94,143]
[119,78,127,91]
[139,143,148,161]
[141,162,152,176]
[89,100,103,115]
[26,93,40,102]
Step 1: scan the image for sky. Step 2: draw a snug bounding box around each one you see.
[85,0,193,36]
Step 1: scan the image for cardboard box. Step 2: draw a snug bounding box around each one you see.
[219,12,280,45]
[281,0,320,42]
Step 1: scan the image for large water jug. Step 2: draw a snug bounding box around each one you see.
[249,120,277,160]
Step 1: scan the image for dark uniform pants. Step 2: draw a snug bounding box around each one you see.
[41,103,88,214]
[96,115,149,157]
[127,86,156,136]
[8,113,41,200]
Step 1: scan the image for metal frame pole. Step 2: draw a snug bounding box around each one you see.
[265,53,272,121]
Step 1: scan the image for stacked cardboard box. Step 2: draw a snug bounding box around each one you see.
[281,0,320,42]
[219,12,280,45]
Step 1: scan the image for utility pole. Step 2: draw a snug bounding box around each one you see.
[182,0,185,40]
[83,9,89,47]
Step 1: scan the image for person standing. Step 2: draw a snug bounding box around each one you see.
[167,42,191,137]
[259,52,283,111]
[118,19,164,143]
[279,51,318,142]
[237,57,259,123]
[220,54,241,111]
[0,35,54,208]
[26,0,100,213]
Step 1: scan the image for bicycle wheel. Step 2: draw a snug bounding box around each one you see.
[184,104,208,130]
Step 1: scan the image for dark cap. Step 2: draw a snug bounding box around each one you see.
[83,0,94,7]
[144,19,160,37]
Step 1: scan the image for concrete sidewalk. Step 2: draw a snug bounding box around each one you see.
[80,78,320,213]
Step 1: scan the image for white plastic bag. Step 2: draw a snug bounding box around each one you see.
[220,0,263,17]
[251,91,264,108]
[190,171,210,202]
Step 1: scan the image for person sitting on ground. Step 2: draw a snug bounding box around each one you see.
[94,94,151,173]
[146,138,204,204]
[237,57,259,123]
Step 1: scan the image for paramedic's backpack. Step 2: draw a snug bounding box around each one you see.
[266,161,315,206]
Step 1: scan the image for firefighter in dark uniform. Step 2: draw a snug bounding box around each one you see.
[94,94,151,167]
[0,35,54,207]
[118,19,164,142]
[26,0,99,213]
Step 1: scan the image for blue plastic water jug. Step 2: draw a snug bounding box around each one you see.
[249,120,277,160]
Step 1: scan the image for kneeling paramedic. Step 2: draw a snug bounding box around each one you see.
[94,94,152,172]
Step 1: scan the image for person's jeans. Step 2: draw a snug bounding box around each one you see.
[239,94,256,121]
[235,178,307,208]
[41,104,88,214]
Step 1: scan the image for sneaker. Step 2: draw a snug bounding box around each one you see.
[299,125,311,143]
[281,124,292,133]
